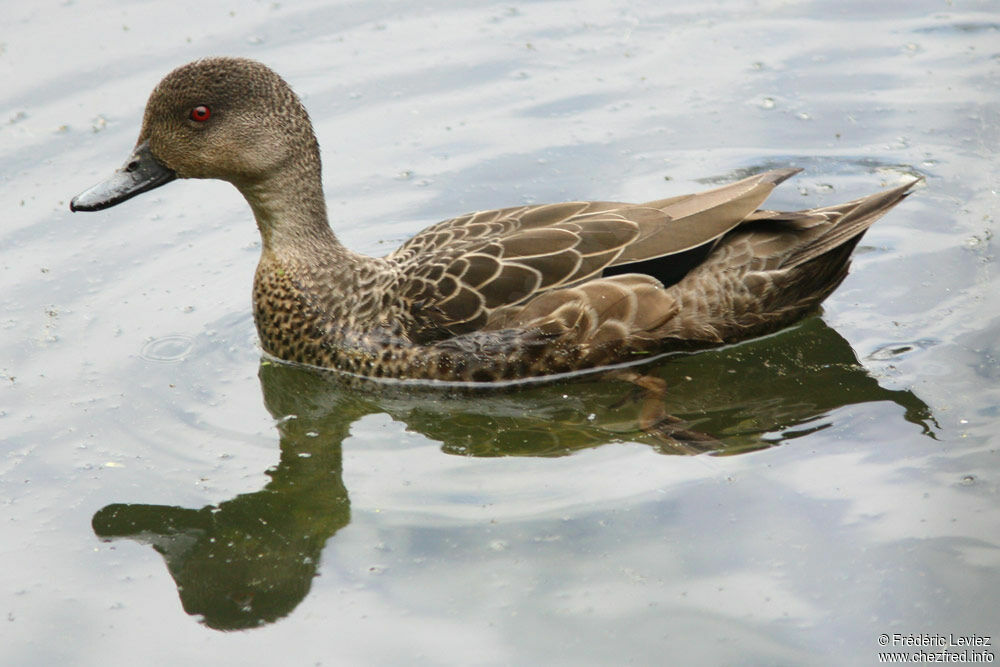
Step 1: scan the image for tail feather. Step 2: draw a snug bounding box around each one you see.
[781,178,921,268]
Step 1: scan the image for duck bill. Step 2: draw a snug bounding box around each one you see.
[70,141,177,212]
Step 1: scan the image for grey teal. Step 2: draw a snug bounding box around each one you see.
[70,57,920,385]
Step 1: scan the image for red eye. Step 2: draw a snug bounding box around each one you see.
[189,105,211,122]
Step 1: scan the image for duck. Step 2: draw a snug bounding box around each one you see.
[71,57,919,385]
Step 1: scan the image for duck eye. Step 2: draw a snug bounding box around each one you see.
[189,105,211,122]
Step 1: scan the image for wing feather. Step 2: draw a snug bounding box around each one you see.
[385,167,884,344]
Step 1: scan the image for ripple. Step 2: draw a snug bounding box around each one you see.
[866,338,939,361]
[140,335,194,363]
[914,22,1000,34]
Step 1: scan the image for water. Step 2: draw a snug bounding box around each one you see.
[2,1,998,665]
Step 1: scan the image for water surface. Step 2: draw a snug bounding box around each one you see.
[2,1,998,665]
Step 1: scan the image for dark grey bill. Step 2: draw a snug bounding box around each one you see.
[70,141,177,212]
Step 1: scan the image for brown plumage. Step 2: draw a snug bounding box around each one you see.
[70,57,920,384]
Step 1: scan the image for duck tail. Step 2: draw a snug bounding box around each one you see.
[780,177,922,269]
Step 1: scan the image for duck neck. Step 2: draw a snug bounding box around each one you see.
[240,156,379,325]
[239,160,342,258]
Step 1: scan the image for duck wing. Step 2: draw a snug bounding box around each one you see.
[387,169,799,341]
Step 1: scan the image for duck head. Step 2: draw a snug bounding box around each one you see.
[70,57,321,213]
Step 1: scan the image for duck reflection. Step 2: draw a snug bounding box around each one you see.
[92,317,933,630]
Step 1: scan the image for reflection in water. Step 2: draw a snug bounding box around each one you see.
[92,317,933,630]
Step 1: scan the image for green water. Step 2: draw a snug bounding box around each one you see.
[2,1,998,665]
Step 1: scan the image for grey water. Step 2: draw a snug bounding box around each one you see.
[2,1,998,665]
